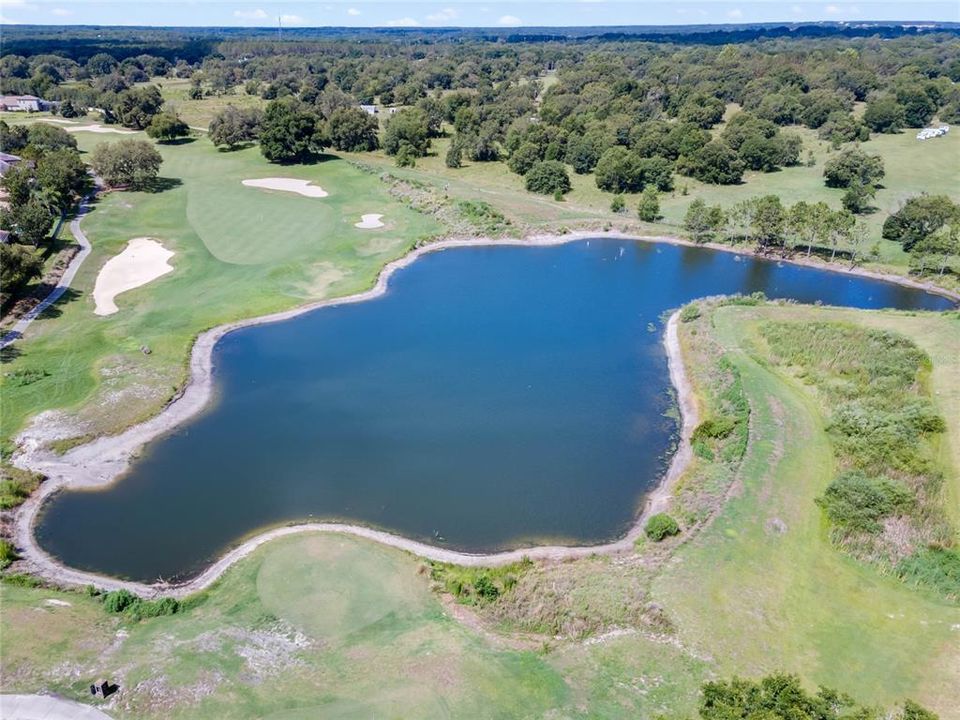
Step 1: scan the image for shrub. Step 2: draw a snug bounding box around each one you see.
[816,471,913,534]
[0,539,19,570]
[429,559,532,606]
[645,513,680,541]
[679,304,701,323]
[102,588,138,613]
[610,194,625,213]
[896,548,960,601]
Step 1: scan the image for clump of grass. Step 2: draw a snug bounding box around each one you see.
[0,539,20,570]
[760,320,954,599]
[896,548,960,601]
[428,558,532,606]
[2,368,50,387]
[454,200,510,236]
[101,588,182,621]
[0,466,43,509]
[680,304,701,323]
[1,572,42,588]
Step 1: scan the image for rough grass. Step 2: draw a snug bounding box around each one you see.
[653,304,960,716]
[0,128,440,452]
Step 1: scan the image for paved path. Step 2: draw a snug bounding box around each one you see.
[0,192,95,350]
[0,694,113,720]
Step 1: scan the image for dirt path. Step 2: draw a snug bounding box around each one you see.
[0,192,95,350]
[0,694,113,720]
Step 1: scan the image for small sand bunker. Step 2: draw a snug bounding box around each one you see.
[66,123,138,134]
[242,178,328,198]
[354,213,385,229]
[43,598,72,607]
[94,238,174,316]
[40,118,79,124]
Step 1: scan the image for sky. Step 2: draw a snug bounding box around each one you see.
[0,0,957,28]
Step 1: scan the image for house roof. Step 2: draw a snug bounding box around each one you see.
[0,152,23,162]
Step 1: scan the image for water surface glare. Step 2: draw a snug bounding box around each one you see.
[37,240,953,581]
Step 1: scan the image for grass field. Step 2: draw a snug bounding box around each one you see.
[653,304,960,716]
[354,120,960,272]
[0,128,440,451]
[3,303,957,718]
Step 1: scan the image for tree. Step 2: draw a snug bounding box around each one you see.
[882,195,959,251]
[750,195,787,248]
[394,143,417,168]
[23,123,77,157]
[4,199,54,246]
[896,86,937,128]
[637,186,660,222]
[593,147,671,193]
[841,181,876,214]
[678,93,725,129]
[35,149,91,212]
[0,163,34,208]
[112,85,163,130]
[863,95,906,133]
[684,199,725,242]
[145,112,189,143]
[823,148,884,188]
[382,108,431,157]
[827,208,856,261]
[91,139,163,189]
[326,107,379,152]
[697,673,937,720]
[525,161,571,195]
[85,52,118,76]
[788,200,832,256]
[208,106,262,150]
[677,141,744,185]
[0,243,43,297]
[259,99,325,163]
[507,143,541,176]
[910,221,959,276]
[565,135,602,174]
[445,140,463,168]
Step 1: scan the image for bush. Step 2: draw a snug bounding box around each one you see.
[896,548,960,602]
[817,471,913,534]
[823,148,885,189]
[102,588,138,613]
[679,304,701,323]
[429,559,532,606]
[645,513,680,541]
[525,160,571,195]
[0,540,19,570]
[610,194,625,213]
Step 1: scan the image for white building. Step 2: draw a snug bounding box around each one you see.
[0,95,53,112]
[359,104,378,116]
[0,152,23,176]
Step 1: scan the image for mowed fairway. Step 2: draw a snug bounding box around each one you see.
[0,129,440,448]
[653,306,960,716]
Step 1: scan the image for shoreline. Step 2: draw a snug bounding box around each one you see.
[12,308,695,598]
[9,229,954,596]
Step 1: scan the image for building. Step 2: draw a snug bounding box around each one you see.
[0,94,53,112]
[0,152,22,176]
[359,104,378,116]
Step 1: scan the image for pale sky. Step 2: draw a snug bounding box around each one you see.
[0,0,956,28]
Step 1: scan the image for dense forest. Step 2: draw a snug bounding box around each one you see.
[2,23,959,297]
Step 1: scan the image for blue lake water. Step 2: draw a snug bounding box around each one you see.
[36,240,954,581]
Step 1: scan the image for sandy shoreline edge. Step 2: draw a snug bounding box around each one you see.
[10,230,955,597]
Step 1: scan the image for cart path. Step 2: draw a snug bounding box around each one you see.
[0,192,95,350]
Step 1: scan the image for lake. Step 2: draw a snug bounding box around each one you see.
[36,240,954,581]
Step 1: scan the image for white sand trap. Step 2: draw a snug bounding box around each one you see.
[66,123,137,134]
[41,118,79,124]
[93,238,174,316]
[242,177,328,197]
[43,598,72,607]
[354,213,385,229]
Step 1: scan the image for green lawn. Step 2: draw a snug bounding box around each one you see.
[653,305,960,717]
[0,129,440,450]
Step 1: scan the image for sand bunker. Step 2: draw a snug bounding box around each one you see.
[354,213,385,229]
[40,118,79,124]
[241,178,328,198]
[66,123,138,134]
[93,238,174,316]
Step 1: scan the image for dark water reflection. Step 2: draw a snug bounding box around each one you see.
[37,240,953,581]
